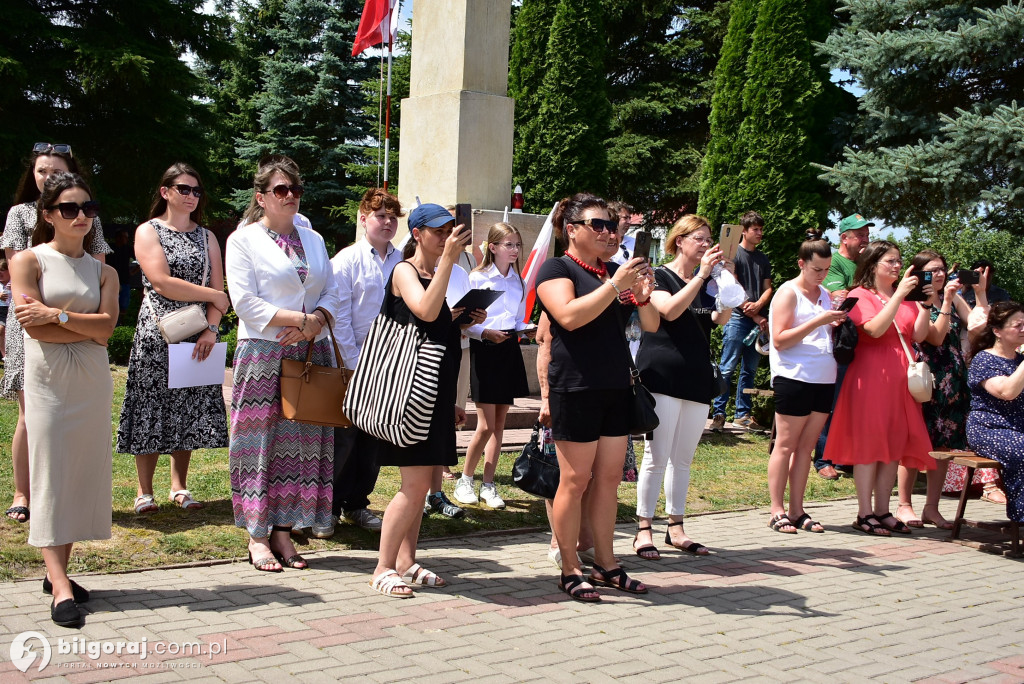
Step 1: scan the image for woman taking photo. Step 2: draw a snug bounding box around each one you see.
[967,301,1024,523]
[536,192,658,602]
[765,234,846,534]
[454,222,532,510]
[11,172,118,626]
[117,163,229,513]
[370,203,484,598]
[225,156,340,572]
[2,143,111,524]
[634,215,731,558]
[825,241,936,535]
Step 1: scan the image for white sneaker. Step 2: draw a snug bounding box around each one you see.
[479,483,505,509]
[453,476,478,505]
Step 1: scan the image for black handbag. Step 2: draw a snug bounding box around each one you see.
[832,317,858,365]
[628,366,660,435]
[512,423,560,499]
[711,362,729,397]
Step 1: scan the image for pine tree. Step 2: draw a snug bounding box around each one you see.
[818,0,1024,232]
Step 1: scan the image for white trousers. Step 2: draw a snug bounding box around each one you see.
[636,394,709,518]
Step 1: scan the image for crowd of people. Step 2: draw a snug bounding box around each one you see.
[3,145,1023,624]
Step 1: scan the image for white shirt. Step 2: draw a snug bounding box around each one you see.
[768,280,837,384]
[608,234,634,265]
[446,264,472,349]
[466,263,527,340]
[331,238,402,368]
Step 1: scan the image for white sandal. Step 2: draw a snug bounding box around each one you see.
[169,489,204,509]
[404,563,447,587]
[134,494,158,514]
[370,569,413,598]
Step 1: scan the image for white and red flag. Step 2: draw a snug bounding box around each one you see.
[352,0,400,56]
[520,202,558,322]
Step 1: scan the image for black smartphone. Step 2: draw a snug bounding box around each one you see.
[838,296,859,312]
[454,203,472,232]
[957,269,980,285]
[905,270,933,301]
[633,230,652,262]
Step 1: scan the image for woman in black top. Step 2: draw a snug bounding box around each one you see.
[634,215,733,560]
[536,193,659,602]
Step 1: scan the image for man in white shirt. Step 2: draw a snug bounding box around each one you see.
[320,189,404,537]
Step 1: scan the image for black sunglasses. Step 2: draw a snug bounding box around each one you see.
[48,201,100,219]
[265,184,304,199]
[572,218,617,233]
[33,142,73,157]
[169,183,203,198]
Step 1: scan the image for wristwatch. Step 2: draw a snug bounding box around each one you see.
[208,324,218,334]
[57,310,69,326]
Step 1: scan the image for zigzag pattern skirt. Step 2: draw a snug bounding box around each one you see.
[229,338,334,538]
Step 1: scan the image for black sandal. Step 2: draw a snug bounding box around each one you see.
[875,512,912,535]
[664,521,709,554]
[270,525,308,568]
[559,573,601,602]
[5,505,29,523]
[633,524,661,560]
[792,512,825,533]
[768,513,797,534]
[588,564,648,595]
[851,515,890,536]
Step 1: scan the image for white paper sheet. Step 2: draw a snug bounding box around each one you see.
[167,342,228,389]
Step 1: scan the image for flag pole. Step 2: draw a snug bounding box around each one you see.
[382,5,394,192]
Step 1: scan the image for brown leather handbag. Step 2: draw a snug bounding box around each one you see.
[280,316,353,427]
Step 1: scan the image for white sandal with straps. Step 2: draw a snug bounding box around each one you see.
[370,569,414,598]
[404,563,447,587]
[169,489,204,509]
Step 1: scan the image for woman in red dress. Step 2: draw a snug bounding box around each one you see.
[825,241,936,535]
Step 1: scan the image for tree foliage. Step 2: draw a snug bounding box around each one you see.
[818,0,1024,232]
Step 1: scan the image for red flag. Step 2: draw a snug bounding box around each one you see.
[520,203,557,322]
[352,0,390,56]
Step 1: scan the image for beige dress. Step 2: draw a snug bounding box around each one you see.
[25,244,113,548]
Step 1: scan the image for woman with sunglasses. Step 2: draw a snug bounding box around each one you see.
[1,143,111,524]
[116,163,229,514]
[536,192,658,602]
[225,156,340,572]
[10,172,118,626]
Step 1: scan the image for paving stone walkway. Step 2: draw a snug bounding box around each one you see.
[2,496,1021,683]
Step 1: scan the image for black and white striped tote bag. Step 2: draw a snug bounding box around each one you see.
[342,313,446,447]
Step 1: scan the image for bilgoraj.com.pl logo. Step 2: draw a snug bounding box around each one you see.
[8,632,228,672]
[9,631,52,672]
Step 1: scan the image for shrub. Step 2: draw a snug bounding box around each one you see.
[107,326,135,365]
[222,327,237,367]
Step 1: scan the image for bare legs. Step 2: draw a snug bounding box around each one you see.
[460,403,510,485]
[852,461,900,535]
[135,450,198,506]
[768,411,829,528]
[374,465,434,596]
[6,391,29,521]
[897,460,952,528]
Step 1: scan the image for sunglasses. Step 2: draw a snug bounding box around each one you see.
[572,218,617,233]
[264,184,304,199]
[33,142,73,157]
[47,201,100,219]
[169,184,203,198]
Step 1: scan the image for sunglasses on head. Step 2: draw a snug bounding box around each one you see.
[33,142,73,157]
[48,201,100,219]
[572,218,617,233]
[265,184,304,199]
[169,184,203,198]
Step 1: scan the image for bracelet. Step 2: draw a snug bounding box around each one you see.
[608,280,623,295]
[300,313,307,331]
[937,310,951,317]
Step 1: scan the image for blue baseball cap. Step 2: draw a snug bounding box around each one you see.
[408,203,453,229]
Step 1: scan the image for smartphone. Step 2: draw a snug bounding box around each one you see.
[837,296,859,313]
[719,224,742,261]
[454,203,472,232]
[633,231,652,262]
[905,270,933,301]
[957,269,980,285]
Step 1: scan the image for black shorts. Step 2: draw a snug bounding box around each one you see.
[772,377,835,417]
[549,388,631,442]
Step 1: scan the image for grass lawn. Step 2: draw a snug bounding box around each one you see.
[0,367,856,580]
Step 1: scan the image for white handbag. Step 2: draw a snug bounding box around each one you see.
[145,226,213,344]
[896,325,934,403]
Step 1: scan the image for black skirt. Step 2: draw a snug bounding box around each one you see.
[470,337,530,405]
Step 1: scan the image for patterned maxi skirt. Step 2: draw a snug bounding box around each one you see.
[230,338,334,538]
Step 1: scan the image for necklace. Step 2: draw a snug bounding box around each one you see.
[565,251,607,278]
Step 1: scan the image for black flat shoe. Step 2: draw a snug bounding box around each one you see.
[43,576,90,603]
[51,599,82,628]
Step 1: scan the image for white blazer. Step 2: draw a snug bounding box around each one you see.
[226,223,342,343]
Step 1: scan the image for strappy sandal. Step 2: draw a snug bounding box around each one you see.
[921,505,954,530]
[633,525,661,560]
[270,526,307,569]
[851,515,890,536]
[981,483,1007,505]
[134,494,158,514]
[559,573,601,602]
[169,489,204,509]
[876,512,912,534]
[588,564,648,595]
[792,512,825,533]
[5,505,29,522]
[664,521,709,554]
[768,513,797,534]
[371,569,414,598]
[248,550,283,572]
[404,563,447,587]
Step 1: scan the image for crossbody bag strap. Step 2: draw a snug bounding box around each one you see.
[871,291,916,363]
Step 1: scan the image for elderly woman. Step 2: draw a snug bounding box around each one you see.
[967,301,1024,523]
[117,163,229,513]
[2,143,111,524]
[225,155,341,572]
[11,172,118,626]
[536,192,658,602]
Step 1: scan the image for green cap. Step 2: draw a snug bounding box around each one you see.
[838,213,874,234]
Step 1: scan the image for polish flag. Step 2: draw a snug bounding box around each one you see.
[520,202,558,322]
[352,0,400,56]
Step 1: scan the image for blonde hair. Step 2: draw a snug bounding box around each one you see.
[664,214,711,256]
[475,222,525,300]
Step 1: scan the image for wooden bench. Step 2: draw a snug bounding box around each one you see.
[942,452,1021,556]
[742,388,775,453]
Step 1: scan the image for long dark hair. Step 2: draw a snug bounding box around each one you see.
[13,148,81,205]
[32,172,97,248]
[240,155,302,226]
[853,240,900,291]
[148,162,207,224]
[971,300,1024,358]
[552,192,608,246]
